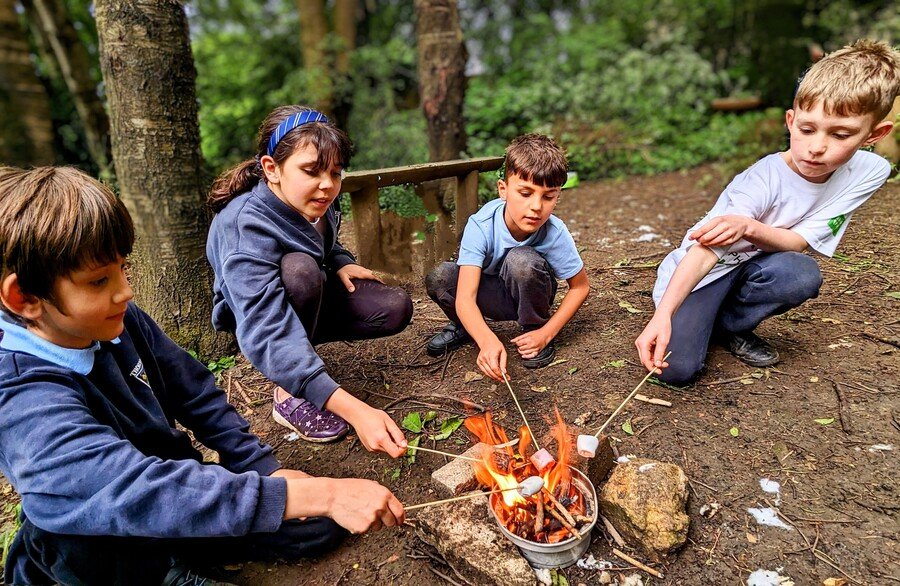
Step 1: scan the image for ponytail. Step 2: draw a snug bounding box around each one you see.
[208,158,261,212]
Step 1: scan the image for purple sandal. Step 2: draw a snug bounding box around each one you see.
[272,392,349,443]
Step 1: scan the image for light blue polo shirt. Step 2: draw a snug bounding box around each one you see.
[457,199,583,279]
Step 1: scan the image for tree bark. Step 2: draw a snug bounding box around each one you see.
[295,0,332,113]
[94,0,231,357]
[333,0,356,74]
[21,0,113,181]
[0,0,56,165]
[414,0,467,161]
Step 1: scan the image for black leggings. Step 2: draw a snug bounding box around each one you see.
[280,253,413,344]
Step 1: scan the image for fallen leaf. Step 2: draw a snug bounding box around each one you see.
[814,417,835,425]
[622,419,634,435]
[729,426,740,437]
[886,291,900,300]
[618,300,642,314]
[430,417,463,441]
[821,317,841,324]
[809,376,819,383]
[606,359,626,368]
[746,532,758,543]
[573,412,592,426]
[381,554,400,565]
[546,359,568,368]
[750,371,764,379]
[823,578,848,586]
[530,385,549,393]
[401,412,423,433]
[740,378,755,385]
[464,371,484,383]
[567,367,578,375]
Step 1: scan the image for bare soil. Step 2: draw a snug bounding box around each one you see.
[4,164,898,585]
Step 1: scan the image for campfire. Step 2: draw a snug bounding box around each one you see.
[465,409,595,545]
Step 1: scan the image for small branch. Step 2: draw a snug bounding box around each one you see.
[600,514,626,547]
[612,548,663,579]
[831,381,851,434]
[859,331,900,349]
[634,394,672,407]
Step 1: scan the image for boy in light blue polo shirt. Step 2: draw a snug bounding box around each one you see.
[425,134,590,379]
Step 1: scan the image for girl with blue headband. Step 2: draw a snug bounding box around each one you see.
[207,105,413,455]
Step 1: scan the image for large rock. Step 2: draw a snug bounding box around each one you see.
[416,493,534,586]
[598,458,689,560]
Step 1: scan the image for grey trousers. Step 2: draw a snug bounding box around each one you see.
[425,247,559,329]
[660,251,823,385]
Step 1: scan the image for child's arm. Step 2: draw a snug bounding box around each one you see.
[511,268,589,359]
[456,265,507,381]
[635,244,720,372]
[690,215,808,252]
[283,476,405,534]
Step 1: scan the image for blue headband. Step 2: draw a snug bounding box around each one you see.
[266,110,329,156]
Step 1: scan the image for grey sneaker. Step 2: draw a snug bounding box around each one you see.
[723,331,780,367]
[162,565,236,586]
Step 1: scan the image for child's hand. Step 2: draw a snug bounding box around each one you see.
[689,215,752,247]
[326,479,406,533]
[476,335,508,382]
[350,405,409,458]
[270,468,311,480]
[337,264,384,293]
[511,328,552,359]
[634,313,672,374]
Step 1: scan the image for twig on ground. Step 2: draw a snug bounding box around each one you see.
[859,331,900,349]
[688,477,720,492]
[600,514,626,547]
[634,394,672,407]
[233,380,254,406]
[831,381,852,433]
[226,372,233,405]
[426,566,464,586]
[701,375,750,386]
[440,352,453,382]
[612,548,663,579]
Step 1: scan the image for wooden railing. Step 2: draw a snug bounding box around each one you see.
[341,156,504,274]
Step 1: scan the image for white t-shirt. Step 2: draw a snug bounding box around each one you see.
[653,150,891,304]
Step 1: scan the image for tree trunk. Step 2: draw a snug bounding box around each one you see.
[21,0,113,181]
[294,0,333,114]
[0,0,56,165]
[94,0,231,358]
[333,0,356,74]
[414,0,467,162]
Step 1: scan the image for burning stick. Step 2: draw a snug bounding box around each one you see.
[578,351,672,457]
[542,488,577,527]
[534,492,545,535]
[406,476,543,511]
[546,505,581,540]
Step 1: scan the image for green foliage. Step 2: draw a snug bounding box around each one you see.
[206,355,236,376]
[1,502,22,569]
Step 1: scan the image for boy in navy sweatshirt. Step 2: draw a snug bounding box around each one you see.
[0,167,405,585]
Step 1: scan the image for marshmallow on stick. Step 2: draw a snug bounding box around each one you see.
[530,448,556,473]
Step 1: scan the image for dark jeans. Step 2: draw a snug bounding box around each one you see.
[6,515,347,585]
[660,251,823,385]
[425,247,559,329]
[280,253,413,344]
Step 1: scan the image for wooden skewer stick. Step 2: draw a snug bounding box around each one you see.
[406,486,523,511]
[612,548,664,579]
[405,444,481,462]
[501,371,541,451]
[594,351,672,438]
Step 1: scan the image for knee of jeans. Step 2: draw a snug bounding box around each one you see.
[425,262,457,298]
[658,359,702,386]
[770,254,822,302]
[381,288,414,335]
[281,253,324,292]
[503,247,547,281]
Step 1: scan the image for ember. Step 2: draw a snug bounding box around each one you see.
[464,409,595,544]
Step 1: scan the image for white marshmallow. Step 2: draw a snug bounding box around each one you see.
[530,448,556,473]
[577,434,599,458]
[519,476,545,497]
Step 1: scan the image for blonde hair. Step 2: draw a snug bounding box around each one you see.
[0,167,134,316]
[504,134,568,188]
[795,39,900,122]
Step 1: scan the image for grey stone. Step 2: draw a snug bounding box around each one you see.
[430,442,489,496]
[415,492,534,586]
[598,458,689,561]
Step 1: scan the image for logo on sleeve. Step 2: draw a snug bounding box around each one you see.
[827,214,846,236]
[129,359,152,389]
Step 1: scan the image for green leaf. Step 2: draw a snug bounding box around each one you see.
[606,359,626,368]
[389,467,401,481]
[401,412,423,433]
[814,417,835,425]
[423,410,437,423]
[622,419,634,435]
[405,436,421,464]
[567,367,578,375]
[887,291,900,299]
[618,300,642,313]
[729,426,740,437]
[425,213,438,223]
[431,417,463,441]
[613,258,630,267]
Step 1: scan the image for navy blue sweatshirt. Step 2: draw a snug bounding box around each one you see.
[0,305,287,559]
[206,181,356,409]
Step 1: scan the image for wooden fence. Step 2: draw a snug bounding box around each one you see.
[340,156,504,274]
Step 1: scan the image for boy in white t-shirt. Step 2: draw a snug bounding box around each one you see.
[636,40,899,385]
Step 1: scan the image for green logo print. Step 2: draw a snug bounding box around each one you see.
[827,214,846,236]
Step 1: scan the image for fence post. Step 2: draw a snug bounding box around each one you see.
[349,183,385,270]
[455,170,479,237]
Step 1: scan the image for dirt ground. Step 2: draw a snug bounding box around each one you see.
[3,163,898,585]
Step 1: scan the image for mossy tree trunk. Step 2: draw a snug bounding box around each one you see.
[95,0,232,358]
[0,0,56,166]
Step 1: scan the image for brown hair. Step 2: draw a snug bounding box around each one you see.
[0,166,134,317]
[208,105,354,212]
[503,133,568,188]
[795,39,900,122]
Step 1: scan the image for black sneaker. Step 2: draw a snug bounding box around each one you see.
[162,565,237,586]
[722,331,780,367]
[521,340,556,369]
[426,322,472,356]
